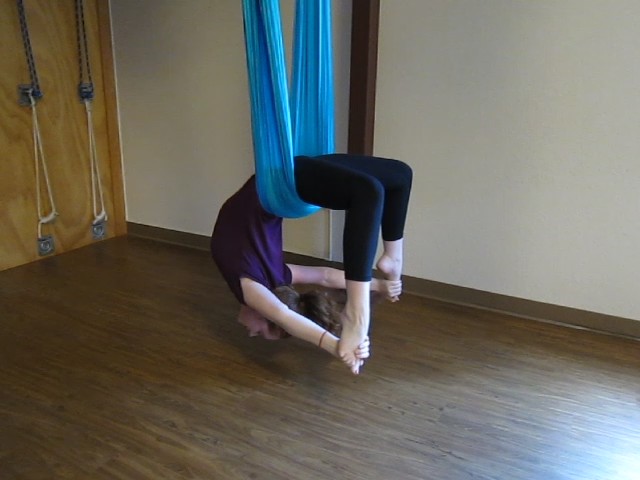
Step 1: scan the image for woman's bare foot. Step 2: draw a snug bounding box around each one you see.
[376,239,404,301]
[376,254,403,281]
[337,309,369,374]
[376,254,403,301]
[373,278,402,302]
[339,336,370,374]
[377,239,404,286]
[321,333,368,375]
[338,280,371,372]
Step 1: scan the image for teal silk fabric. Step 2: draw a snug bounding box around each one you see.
[242,0,335,218]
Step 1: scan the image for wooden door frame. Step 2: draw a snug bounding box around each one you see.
[97,0,126,235]
[348,0,380,155]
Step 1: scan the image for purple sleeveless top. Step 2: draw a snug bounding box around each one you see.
[210,176,292,304]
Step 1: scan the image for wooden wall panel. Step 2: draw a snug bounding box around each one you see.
[0,0,125,271]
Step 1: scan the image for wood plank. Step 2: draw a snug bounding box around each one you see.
[1,236,639,479]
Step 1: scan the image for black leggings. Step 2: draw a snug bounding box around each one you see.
[294,154,413,282]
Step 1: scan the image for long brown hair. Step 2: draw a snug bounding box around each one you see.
[273,285,344,336]
[273,285,384,336]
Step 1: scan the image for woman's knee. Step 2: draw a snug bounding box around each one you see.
[353,174,385,205]
[392,160,413,187]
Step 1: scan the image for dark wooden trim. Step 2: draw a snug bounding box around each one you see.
[128,223,211,251]
[127,222,640,341]
[97,0,127,236]
[348,0,380,155]
[401,276,640,341]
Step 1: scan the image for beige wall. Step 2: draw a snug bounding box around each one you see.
[110,0,350,260]
[375,0,640,320]
[111,0,640,321]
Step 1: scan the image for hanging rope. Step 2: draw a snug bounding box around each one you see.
[17,0,42,100]
[29,91,57,239]
[75,0,93,98]
[76,0,107,235]
[242,0,335,218]
[17,0,57,252]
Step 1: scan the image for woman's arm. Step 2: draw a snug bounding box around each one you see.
[287,264,343,288]
[287,264,401,299]
[240,277,339,356]
[240,277,369,374]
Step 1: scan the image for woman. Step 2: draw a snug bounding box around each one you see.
[211,153,412,374]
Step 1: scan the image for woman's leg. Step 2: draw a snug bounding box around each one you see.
[295,155,385,282]
[294,156,385,368]
[312,154,413,283]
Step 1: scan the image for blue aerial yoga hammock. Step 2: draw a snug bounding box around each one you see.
[242,0,335,218]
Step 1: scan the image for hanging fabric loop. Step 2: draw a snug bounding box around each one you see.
[241,0,334,218]
[290,0,335,157]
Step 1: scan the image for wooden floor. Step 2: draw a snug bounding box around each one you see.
[1,237,639,480]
